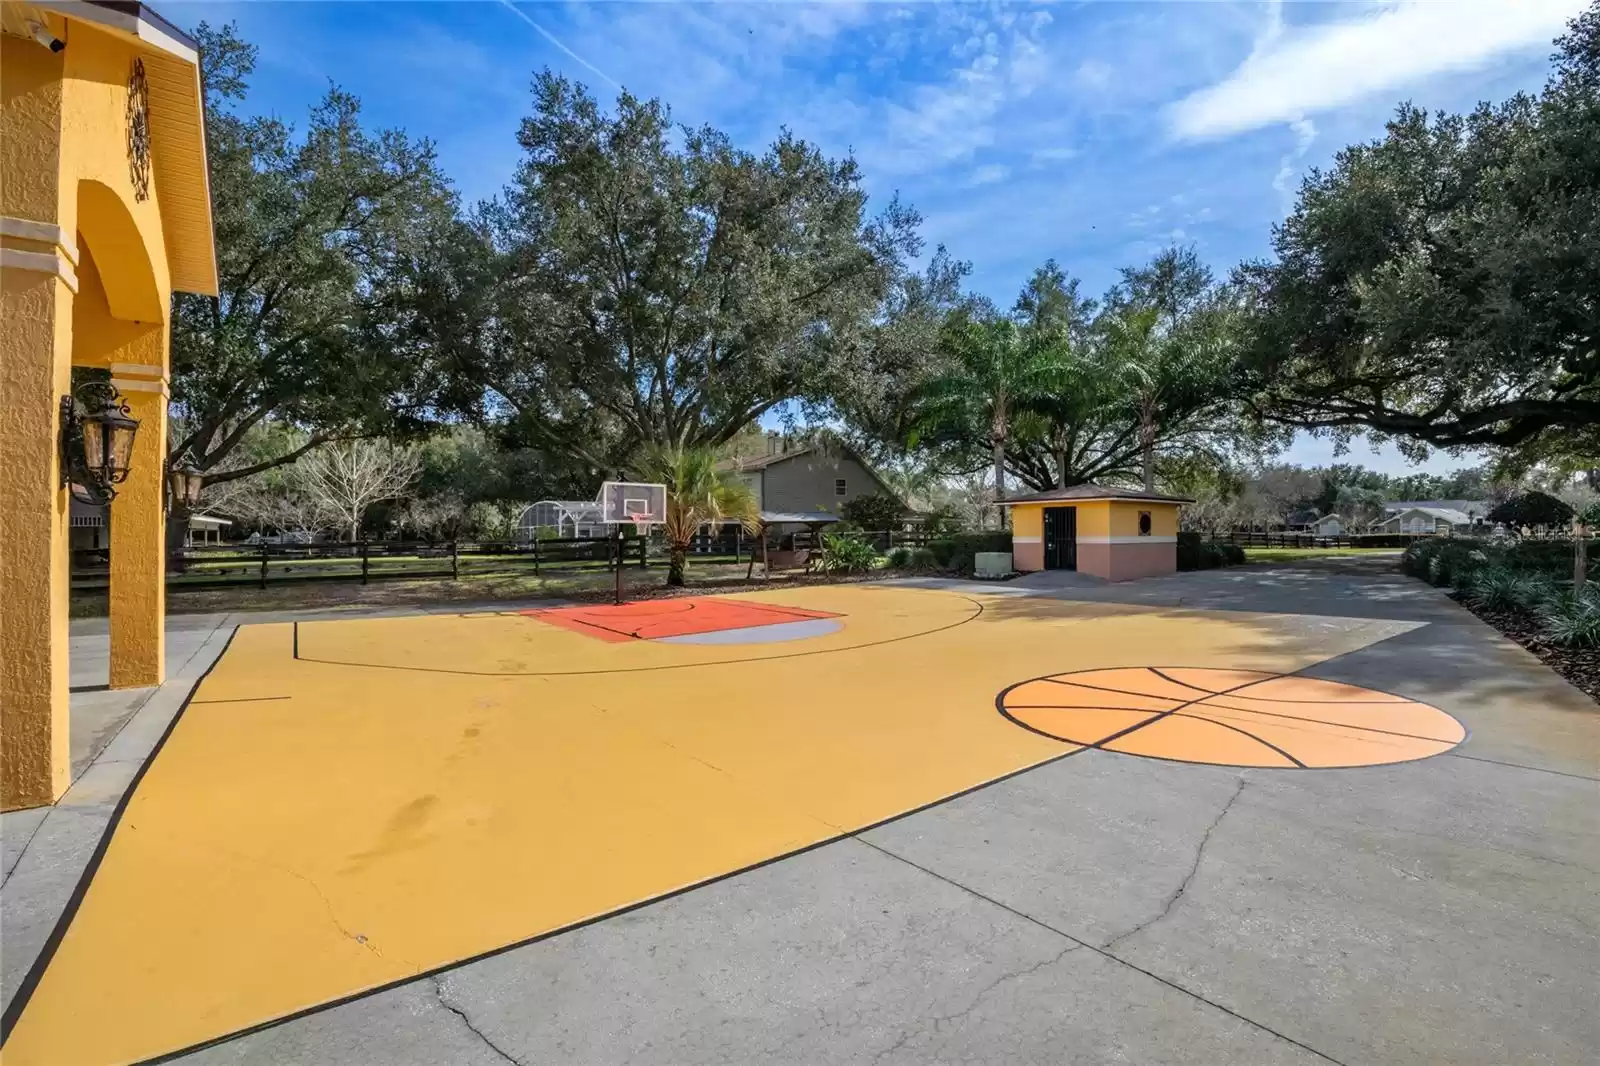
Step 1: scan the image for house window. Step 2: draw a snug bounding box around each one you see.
[1138,511,1152,536]
[834,478,847,497]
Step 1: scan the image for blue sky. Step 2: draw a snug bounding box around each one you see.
[175,0,1585,473]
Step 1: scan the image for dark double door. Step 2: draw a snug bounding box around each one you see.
[1043,506,1077,571]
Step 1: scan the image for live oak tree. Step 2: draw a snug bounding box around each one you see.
[482,72,919,473]
[1239,3,1600,457]
[168,23,462,549]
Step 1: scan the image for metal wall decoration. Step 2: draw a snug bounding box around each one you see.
[127,58,151,201]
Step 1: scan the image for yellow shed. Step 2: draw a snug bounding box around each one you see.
[1000,484,1191,581]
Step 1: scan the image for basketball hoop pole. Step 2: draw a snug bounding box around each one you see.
[614,525,626,606]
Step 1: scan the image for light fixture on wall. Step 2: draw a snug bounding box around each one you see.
[167,455,205,510]
[60,382,139,505]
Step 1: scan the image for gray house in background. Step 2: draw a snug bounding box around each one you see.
[721,436,902,529]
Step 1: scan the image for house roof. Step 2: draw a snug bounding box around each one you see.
[1384,500,1488,516]
[998,483,1194,506]
[1381,506,1473,525]
[1309,513,1344,526]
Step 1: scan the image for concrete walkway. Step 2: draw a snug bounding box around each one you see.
[3,561,1596,1065]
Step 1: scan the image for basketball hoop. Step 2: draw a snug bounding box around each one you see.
[627,514,652,536]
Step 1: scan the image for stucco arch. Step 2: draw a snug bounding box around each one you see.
[76,178,164,323]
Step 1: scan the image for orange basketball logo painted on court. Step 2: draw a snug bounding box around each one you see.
[997,667,1465,768]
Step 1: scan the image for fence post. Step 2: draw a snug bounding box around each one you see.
[451,540,459,580]
[361,541,369,585]
[259,543,269,589]
[533,537,540,576]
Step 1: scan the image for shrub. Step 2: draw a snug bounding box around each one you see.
[818,532,879,574]
[1537,584,1600,647]
[927,532,1011,569]
[1177,532,1242,571]
[1468,567,1524,611]
[909,546,938,568]
[1487,491,1575,531]
[886,546,911,567]
[920,503,963,537]
[839,493,906,533]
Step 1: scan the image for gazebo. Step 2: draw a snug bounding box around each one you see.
[518,500,606,540]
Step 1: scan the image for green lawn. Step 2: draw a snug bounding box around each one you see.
[1242,547,1403,563]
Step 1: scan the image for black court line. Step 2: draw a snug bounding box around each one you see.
[997,667,1469,772]
[0,626,241,1048]
[1186,700,1463,745]
[1002,701,1305,767]
[190,696,294,705]
[293,596,985,677]
[1013,694,1463,747]
[126,730,1086,1064]
[1152,667,1409,705]
[1075,669,1282,754]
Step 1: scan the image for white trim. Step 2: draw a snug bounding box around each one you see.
[38,1,199,64]
[1011,536,1042,544]
[0,248,78,292]
[1077,535,1177,545]
[0,217,78,265]
[110,377,168,396]
[110,362,164,379]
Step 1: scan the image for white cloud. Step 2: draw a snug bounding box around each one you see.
[1075,59,1113,90]
[1168,0,1585,140]
[967,164,1010,186]
[1270,117,1317,208]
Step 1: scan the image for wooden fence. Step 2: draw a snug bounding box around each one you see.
[68,526,948,592]
[1215,531,1425,549]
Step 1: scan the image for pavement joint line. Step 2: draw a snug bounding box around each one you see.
[1442,752,1599,782]
[1101,777,1247,952]
[429,977,523,1066]
[848,834,1348,1066]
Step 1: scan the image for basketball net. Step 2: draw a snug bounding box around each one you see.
[628,515,651,535]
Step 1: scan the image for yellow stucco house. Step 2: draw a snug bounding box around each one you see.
[1001,484,1191,581]
[2,0,216,810]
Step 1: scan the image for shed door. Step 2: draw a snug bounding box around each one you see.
[1043,506,1077,571]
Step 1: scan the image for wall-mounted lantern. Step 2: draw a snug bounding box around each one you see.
[168,455,206,510]
[60,382,139,505]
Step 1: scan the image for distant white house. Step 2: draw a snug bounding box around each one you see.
[1307,514,1347,535]
[1371,506,1477,535]
[70,498,231,550]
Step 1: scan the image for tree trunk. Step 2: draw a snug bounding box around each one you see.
[165,503,190,573]
[1577,523,1589,589]
[668,543,688,587]
[992,438,1006,530]
[1141,414,1156,493]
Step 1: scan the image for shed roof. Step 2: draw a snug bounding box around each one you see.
[998,483,1193,506]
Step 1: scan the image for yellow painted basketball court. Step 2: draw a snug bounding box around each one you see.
[0,585,1460,1065]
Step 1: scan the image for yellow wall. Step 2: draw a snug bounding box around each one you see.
[1109,501,1179,537]
[1011,504,1042,540]
[1008,500,1180,540]
[2,11,178,807]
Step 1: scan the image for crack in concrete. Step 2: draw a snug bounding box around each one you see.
[1103,777,1247,952]
[867,944,1080,1064]
[431,977,523,1065]
[855,835,1347,1066]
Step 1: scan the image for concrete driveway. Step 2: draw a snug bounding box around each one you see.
[3,559,1595,1065]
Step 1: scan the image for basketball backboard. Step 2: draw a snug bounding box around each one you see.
[598,481,668,525]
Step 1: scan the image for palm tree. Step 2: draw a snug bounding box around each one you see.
[911,317,1065,524]
[636,443,761,586]
[1104,302,1237,492]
